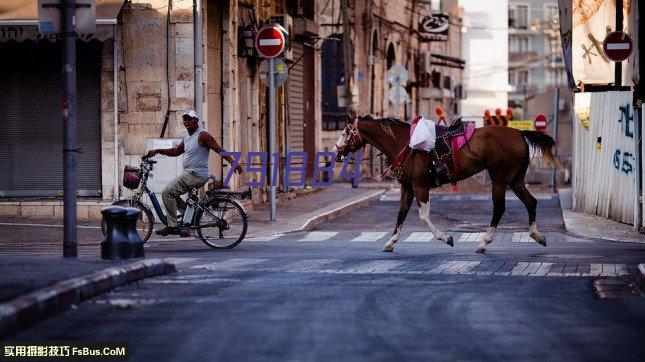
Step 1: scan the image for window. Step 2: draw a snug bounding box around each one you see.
[431,71,441,88]
[545,4,558,20]
[518,36,529,52]
[443,75,451,90]
[516,5,528,29]
[508,6,516,27]
[518,70,528,85]
[509,70,516,85]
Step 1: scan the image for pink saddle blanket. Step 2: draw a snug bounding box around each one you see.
[452,124,475,152]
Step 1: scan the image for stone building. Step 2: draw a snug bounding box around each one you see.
[319,0,465,177]
[0,0,323,217]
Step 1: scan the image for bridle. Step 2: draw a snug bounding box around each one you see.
[335,118,364,154]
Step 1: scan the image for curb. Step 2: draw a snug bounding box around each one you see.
[299,189,386,231]
[0,259,175,339]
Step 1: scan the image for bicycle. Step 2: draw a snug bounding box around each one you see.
[101,156,251,249]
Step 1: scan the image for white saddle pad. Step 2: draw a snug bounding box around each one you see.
[409,117,436,152]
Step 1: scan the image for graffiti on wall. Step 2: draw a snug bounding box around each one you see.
[613,104,635,175]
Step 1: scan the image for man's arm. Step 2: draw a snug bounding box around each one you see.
[199,132,243,174]
[147,142,184,158]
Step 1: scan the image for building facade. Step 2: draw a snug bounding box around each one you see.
[0,0,323,217]
[319,0,465,177]
[458,0,510,123]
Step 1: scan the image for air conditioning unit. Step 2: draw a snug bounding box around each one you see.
[270,14,293,61]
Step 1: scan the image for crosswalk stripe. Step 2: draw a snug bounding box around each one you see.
[298,231,338,241]
[346,260,408,274]
[183,258,633,278]
[403,232,434,242]
[246,234,284,242]
[191,258,266,271]
[615,264,629,276]
[351,232,388,242]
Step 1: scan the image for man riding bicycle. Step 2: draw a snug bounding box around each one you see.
[146,110,243,236]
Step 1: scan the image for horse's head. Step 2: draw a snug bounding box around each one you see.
[331,112,365,162]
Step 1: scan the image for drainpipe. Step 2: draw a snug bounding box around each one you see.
[194,0,204,121]
[113,25,120,200]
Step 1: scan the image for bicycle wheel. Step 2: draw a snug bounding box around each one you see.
[101,200,155,243]
[194,198,248,249]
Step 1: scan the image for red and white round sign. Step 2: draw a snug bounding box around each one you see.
[255,25,285,59]
[603,31,633,62]
[534,114,548,132]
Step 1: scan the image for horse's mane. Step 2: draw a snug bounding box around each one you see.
[359,115,409,141]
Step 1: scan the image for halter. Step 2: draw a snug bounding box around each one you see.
[335,118,363,153]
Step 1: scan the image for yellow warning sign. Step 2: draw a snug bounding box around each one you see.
[508,120,534,131]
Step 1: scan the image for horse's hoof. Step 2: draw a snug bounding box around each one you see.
[444,235,454,247]
[382,245,394,253]
[475,245,486,253]
[531,233,547,247]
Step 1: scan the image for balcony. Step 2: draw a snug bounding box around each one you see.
[509,84,538,101]
[509,51,539,63]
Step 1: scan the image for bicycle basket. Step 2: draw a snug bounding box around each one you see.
[123,165,142,189]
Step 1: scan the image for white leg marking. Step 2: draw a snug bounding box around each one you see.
[418,201,453,247]
[382,225,402,252]
[529,222,547,246]
[476,226,496,253]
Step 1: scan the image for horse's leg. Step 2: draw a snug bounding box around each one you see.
[383,183,414,252]
[413,186,454,247]
[510,182,546,247]
[476,181,507,253]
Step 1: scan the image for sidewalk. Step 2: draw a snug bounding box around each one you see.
[245,183,389,237]
[558,188,644,244]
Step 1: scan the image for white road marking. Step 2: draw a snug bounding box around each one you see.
[246,234,284,242]
[298,231,338,241]
[351,232,388,242]
[457,233,484,243]
[191,258,266,271]
[403,232,434,242]
[346,260,407,274]
[185,258,633,278]
[511,232,531,243]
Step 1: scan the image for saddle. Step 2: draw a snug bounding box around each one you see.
[388,117,469,185]
[430,117,467,186]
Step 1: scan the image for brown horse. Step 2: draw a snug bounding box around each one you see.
[332,114,563,253]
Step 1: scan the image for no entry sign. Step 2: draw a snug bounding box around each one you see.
[255,25,286,58]
[603,31,633,62]
[534,114,548,132]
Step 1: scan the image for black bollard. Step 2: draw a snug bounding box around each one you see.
[101,206,129,260]
[123,207,144,258]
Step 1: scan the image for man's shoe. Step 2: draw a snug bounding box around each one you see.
[155,226,178,236]
[178,228,191,238]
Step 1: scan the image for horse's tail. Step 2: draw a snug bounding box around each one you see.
[521,130,564,169]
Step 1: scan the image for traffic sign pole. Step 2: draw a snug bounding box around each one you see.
[268,57,277,221]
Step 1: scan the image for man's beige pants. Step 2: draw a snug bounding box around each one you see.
[162,171,208,227]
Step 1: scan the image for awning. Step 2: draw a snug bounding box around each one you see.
[0,0,125,25]
[0,0,125,42]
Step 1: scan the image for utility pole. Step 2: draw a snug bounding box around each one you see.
[62,0,78,257]
[340,0,354,112]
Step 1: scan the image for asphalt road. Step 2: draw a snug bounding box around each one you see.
[10,194,645,361]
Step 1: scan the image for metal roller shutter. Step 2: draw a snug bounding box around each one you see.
[206,0,224,181]
[0,40,102,197]
[287,42,305,185]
